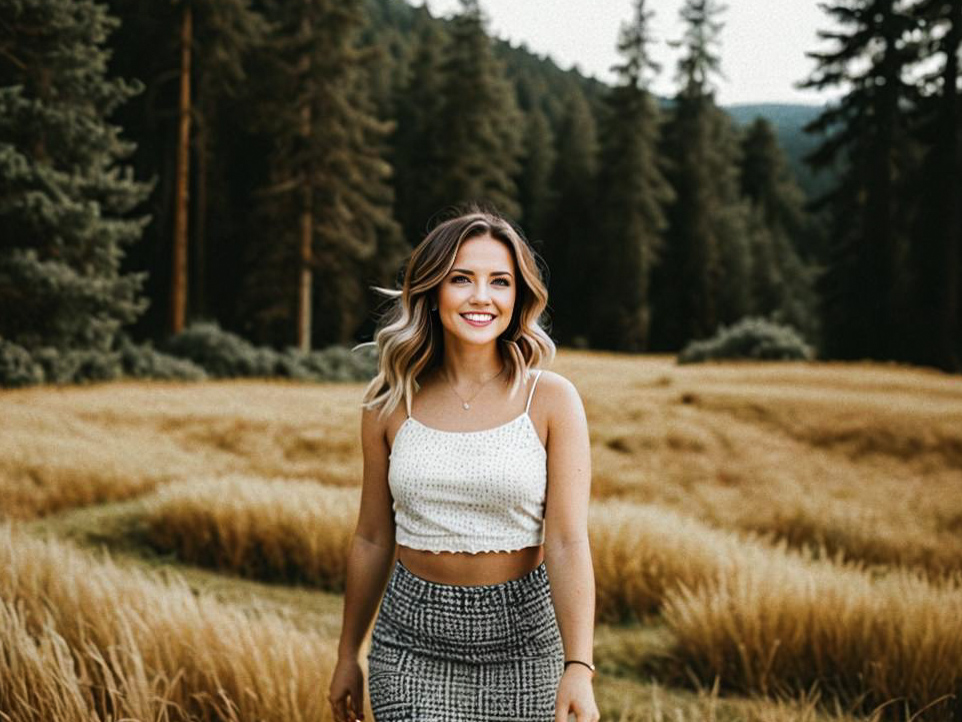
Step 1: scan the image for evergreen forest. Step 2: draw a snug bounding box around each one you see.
[2,0,961,384]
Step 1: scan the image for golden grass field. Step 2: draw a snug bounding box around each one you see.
[2,350,961,721]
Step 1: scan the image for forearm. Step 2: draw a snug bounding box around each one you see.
[336,534,397,660]
[543,538,596,664]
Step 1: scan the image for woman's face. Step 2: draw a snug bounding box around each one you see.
[435,234,517,347]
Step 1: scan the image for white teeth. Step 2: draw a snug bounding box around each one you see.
[463,314,494,322]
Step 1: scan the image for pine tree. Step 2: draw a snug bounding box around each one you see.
[905,0,961,371]
[542,89,599,347]
[517,107,556,244]
[188,0,269,321]
[241,0,403,348]
[103,0,269,335]
[739,118,821,343]
[651,0,751,350]
[592,0,675,352]
[392,5,450,244]
[799,0,923,361]
[432,0,524,219]
[0,0,154,381]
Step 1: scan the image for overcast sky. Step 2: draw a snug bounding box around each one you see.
[427,0,846,106]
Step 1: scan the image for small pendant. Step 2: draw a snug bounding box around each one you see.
[463,402,470,410]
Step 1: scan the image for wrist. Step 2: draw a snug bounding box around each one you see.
[563,659,596,677]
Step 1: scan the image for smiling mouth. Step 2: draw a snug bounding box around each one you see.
[460,313,496,326]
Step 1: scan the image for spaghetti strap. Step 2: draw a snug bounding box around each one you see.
[525,369,543,414]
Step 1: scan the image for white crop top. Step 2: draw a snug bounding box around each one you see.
[387,369,547,554]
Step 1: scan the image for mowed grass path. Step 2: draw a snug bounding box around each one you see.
[2,351,961,720]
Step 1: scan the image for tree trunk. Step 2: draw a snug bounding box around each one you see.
[170,0,192,335]
[938,0,961,372]
[297,14,313,352]
[193,107,208,320]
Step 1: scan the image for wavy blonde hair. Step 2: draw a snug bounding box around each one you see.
[352,205,556,420]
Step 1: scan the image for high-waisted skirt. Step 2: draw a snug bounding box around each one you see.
[366,558,565,721]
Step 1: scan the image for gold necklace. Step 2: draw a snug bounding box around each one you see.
[441,366,505,410]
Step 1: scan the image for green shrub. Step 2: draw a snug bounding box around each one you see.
[280,344,378,382]
[116,333,208,381]
[161,320,376,382]
[677,316,814,364]
[31,346,123,385]
[0,337,45,388]
[160,320,278,378]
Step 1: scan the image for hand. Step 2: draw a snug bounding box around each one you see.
[328,657,366,722]
[555,664,600,721]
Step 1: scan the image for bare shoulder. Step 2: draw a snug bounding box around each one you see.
[360,401,390,456]
[534,370,587,429]
[356,401,396,547]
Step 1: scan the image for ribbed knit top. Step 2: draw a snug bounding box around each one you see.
[388,369,547,554]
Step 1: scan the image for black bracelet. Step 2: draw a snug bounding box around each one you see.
[564,659,596,674]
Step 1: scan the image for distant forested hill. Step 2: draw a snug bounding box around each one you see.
[363,0,833,205]
[725,103,834,204]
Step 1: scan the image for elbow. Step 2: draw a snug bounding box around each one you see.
[544,534,590,556]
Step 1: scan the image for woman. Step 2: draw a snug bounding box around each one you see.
[329,207,599,721]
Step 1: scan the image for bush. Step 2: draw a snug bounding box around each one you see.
[677,316,815,364]
[279,344,378,382]
[116,333,208,381]
[31,346,124,385]
[160,320,278,378]
[161,319,376,382]
[2,320,375,387]
[0,337,45,388]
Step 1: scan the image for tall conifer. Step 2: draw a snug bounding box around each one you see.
[0,0,153,381]
[392,5,449,243]
[905,0,961,371]
[799,0,923,360]
[592,0,674,351]
[543,90,599,347]
[432,0,523,218]
[652,0,750,349]
[241,0,402,348]
[518,107,556,243]
[740,118,820,342]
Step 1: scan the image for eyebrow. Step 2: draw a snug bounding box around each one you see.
[450,268,513,278]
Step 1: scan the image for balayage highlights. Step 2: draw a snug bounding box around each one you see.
[353,205,556,419]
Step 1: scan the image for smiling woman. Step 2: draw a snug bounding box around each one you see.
[330,205,600,722]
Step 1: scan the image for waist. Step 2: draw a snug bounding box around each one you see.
[397,543,544,586]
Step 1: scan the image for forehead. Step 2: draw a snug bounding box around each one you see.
[452,234,515,271]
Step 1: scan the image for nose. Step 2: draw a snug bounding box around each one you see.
[470,283,492,304]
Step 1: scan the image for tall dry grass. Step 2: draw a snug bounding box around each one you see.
[142,475,358,589]
[597,678,882,722]
[0,380,359,519]
[133,475,962,717]
[564,354,962,579]
[0,521,344,722]
[4,355,961,582]
[659,533,962,718]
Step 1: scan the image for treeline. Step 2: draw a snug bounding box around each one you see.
[0,0,960,380]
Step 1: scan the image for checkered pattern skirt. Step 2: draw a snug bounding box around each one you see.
[366,558,564,721]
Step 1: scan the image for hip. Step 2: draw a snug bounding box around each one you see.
[368,558,563,665]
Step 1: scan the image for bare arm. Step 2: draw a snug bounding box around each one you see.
[336,405,398,660]
[541,373,599,720]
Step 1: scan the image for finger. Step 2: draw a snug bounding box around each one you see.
[350,690,366,721]
[329,694,348,722]
[554,704,569,722]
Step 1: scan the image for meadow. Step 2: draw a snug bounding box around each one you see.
[2,350,961,721]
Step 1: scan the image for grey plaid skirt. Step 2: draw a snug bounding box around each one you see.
[366,558,564,721]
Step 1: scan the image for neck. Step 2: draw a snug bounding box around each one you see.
[438,353,505,386]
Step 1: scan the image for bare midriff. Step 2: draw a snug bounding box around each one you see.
[397,543,545,586]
